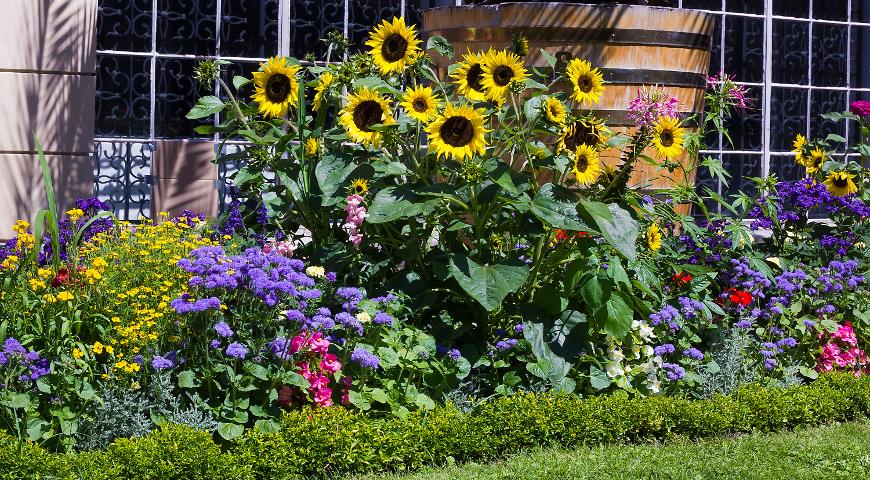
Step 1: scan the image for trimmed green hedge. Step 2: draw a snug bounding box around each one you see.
[2,374,869,480]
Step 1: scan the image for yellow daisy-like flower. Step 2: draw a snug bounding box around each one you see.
[452,49,490,102]
[480,49,527,103]
[251,57,302,118]
[349,178,369,196]
[824,171,858,197]
[792,133,808,166]
[66,208,84,222]
[305,138,319,156]
[365,16,422,75]
[646,224,663,252]
[57,291,74,301]
[565,58,605,106]
[426,103,488,161]
[12,220,29,235]
[339,87,396,146]
[652,116,686,160]
[72,348,84,359]
[92,342,104,354]
[312,71,335,112]
[571,144,602,186]
[805,147,826,175]
[543,96,567,125]
[556,119,608,153]
[400,85,440,123]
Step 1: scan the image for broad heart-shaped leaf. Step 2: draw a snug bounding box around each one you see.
[485,159,531,196]
[186,95,225,119]
[594,291,634,339]
[367,186,439,223]
[315,154,358,206]
[529,184,590,231]
[426,35,455,59]
[579,201,639,261]
[217,422,245,441]
[447,255,529,312]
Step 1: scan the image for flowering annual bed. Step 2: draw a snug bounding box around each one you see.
[0,17,869,452]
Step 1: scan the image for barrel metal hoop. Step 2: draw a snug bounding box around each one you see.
[426,26,713,50]
[592,110,701,128]
[599,68,708,88]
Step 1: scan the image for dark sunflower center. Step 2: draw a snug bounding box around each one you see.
[467,64,485,92]
[578,75,594,93]
[565,122,598,150]
[412,99,428,112]
[576,155,589,173]
[833,177,849,188]
[440,116,475,147]
[265,74,292,103]
[381,33,408,62]
[493,65,515,86]
[659,131,674,147]
[352,100,384,132]
[354,184,366,194]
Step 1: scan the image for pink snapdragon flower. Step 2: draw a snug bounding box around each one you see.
[343,194,367,246]
[261,240,294,257]
[626,86,680,128]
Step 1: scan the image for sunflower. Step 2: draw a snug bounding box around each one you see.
[646,224,663,252]
[365,16,421,75]
[426,103,488,161]
[824,171,858,197]
[543,97,567,125]
[452,49,490,102]
[339,87,396,146]
[571,144,602,186]
[652,116,686,160]
[312,71,335,112]
[565,58,605,106]
[481,49,527,103]
[305,138,319,156]
[805,147,826,175]
[400,85,440,123]
[792,133,808,165]
[251,57,302,118]
[556,118,608,153]
[349,178,369,196]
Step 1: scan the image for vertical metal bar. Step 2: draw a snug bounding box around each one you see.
[762,0,774,178]
[279,0,291,57]
[846,0,853,149]
[807,0,813,139]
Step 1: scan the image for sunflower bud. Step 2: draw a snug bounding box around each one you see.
[248,147,275,169]
[510,32,530,57]
[194,59,221,90]
[461,160,485,184]
[508,79,526,95]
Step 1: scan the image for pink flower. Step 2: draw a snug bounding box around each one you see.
[313,387,333,407]
[626,87,680,128]
[320,353,342,374]
[308,332,331,355]
[850,100,870,117]
[309,374,330,390]
[289,335,306,354]
[343,194,367,246]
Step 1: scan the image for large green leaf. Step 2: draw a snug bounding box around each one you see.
[447,254,529,312]
[579,201,639,260]
[315,154,358,206]
[367,186,439,223]
[528,184,590,231]
[595,291,634,339]
[186,96,225,119]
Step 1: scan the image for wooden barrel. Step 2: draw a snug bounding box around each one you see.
[423,3,716,207]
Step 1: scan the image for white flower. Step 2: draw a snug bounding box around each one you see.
[653,355,663,367]
[605,361,623,378]
[631,344,642,359]
[608,348,625,362]
[648,376,661,394]
[306,266,326,278]
[622,365,633,376]
[638,321,656,341]
[641,360,657,374]
[642,345,655,357]
[356,311,372,323]
[631,320,641,330]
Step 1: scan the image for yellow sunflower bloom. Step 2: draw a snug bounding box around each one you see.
[543,96,567,125]
[312,71,335,112]
[339,87,396,146]
[400,85,440,123]
[556,119,608,153]
[824,171,858,197]
[349,178,369,196]
[480,49,527,103]
[565,58,605,106]
[452,49,490,102]
[365,16,421,75]
[426,103,488,161]
[571,144,602,186]
[251,57,302,118]
[646,224,663,252]
[805,147,826,175]
[652,116,686,160]
[792,133,808,165]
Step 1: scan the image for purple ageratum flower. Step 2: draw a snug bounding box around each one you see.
[777,337,797,349]
[335,312,363,335]
[209,339,222,350]
[225,342,248,359]
[325,271,337,282]
[286,309,306,323]
[171,294,221,314]
[763,358,778,370]
[661,362,686,381]
[736,319,753,329]
[373,311,395,326]
[3,338,26,355]
[151,355,174,370]
[654,344,676,356]
[0,351,6,366]
[804,319,816,328]
[514,324,525,334]
[350,347,380,369]
[213,321,234,338]
[447,349,462,361]
[682,348,704,360]
[495,339,518,352]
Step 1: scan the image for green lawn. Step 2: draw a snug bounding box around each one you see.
[351,421,870,480]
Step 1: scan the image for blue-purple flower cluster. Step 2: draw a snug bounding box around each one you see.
[0,338,50,383]
[748,178,870,230]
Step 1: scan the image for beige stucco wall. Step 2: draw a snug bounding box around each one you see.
[0,0,96,238]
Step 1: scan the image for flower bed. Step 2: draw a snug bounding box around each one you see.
[0,17,869,454]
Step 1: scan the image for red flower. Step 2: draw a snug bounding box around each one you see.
[51,268,71,287]
[670,271,692,287]
[553,229,590,242]
[727,288,753,307]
